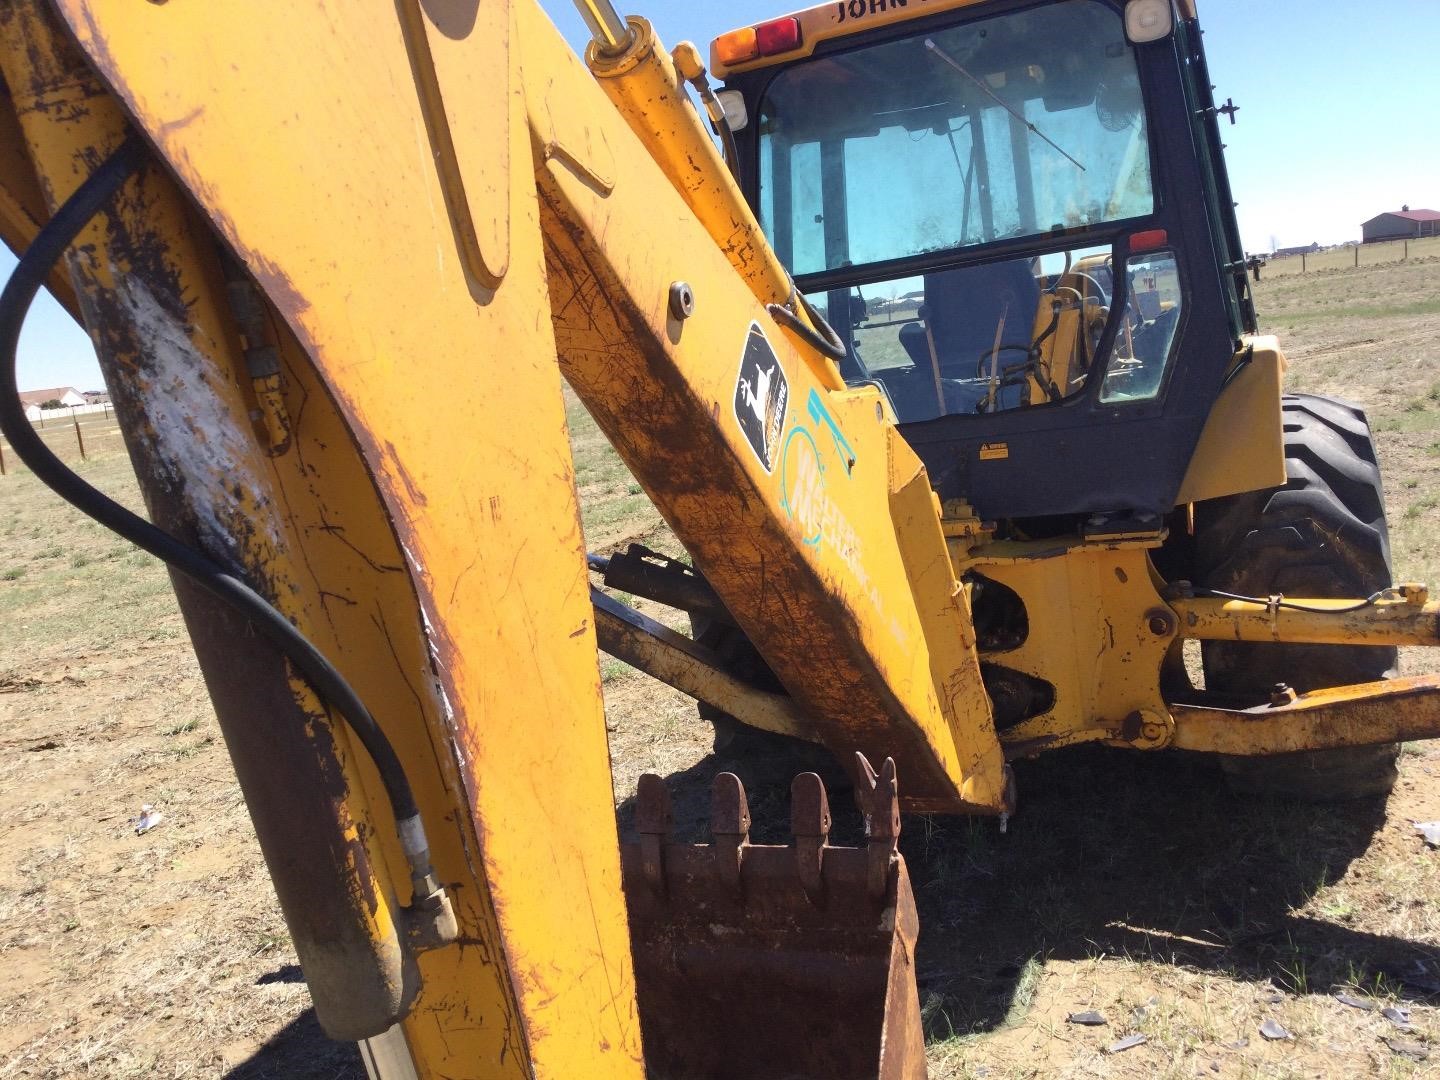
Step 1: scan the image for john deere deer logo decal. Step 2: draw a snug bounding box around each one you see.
[734,323,789,473]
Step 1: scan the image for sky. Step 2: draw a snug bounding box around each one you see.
[11,0,1438,393]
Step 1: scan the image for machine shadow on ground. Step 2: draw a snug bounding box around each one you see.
[224,1008,364,1080]
[616,740,1438,1041]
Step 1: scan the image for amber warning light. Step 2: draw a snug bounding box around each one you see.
[715,17,802,66]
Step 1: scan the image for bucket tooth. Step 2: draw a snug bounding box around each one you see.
[635,773,672,895]
[619,767,927,1079]
[790,771,831,904]
[710,771,751,893]
[855,753,901,901]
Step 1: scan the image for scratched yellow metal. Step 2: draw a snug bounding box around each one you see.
[527,1,1007,814]
[591,590,824,741]
[587,17,845,392]
[0,81,79,317]
[1172,591,1440,648]
[1171,675,1440,755]
[48,0,643,1075]
[968,540,1177,757]
[0,0,418,1040]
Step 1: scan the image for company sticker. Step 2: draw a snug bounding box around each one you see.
[979,442,1010,461]
[734,322,789,473]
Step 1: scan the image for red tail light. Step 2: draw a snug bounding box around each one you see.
[1129,228,1169,253]
[755,17,802,56]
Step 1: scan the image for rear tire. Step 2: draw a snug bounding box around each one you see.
[1193,394,1399,800]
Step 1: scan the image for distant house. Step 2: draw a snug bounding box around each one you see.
[81,390,111,405]
[1362,208,1440,244]
[1273,242,1321,258]
[19,385,86,421]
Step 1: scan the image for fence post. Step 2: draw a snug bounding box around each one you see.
[0,437,6,476]
[1405,240,1408,261]
[72,411,86,461]
[1354,245,1359,268]
[1301,253,1306,273]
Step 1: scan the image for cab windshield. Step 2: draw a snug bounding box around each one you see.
[757,0,1153,276]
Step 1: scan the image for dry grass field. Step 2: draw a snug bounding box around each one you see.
[1264,238,1440,279]
[0,255,1437,1078]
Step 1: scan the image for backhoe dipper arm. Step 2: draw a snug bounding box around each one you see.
[0,0,996,1073]
[533,4,1008,816]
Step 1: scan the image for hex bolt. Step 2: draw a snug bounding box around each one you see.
[1269,682,1296,707]
[1146,608,1176,637]
[668,281,695,321]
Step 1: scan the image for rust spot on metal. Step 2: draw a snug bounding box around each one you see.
[539,203,982,813]
[620,769,925,1080]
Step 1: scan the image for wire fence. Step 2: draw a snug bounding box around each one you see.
[1263,235,1440,278]
[0,409,126,475]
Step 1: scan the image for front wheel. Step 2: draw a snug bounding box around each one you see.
[1192,394,1399,800]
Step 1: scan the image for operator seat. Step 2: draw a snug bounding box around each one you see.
[899,259,1041,380]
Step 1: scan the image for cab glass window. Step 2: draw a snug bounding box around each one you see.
[758,0,1154,276]
[1099,249,1183,403]
[812,244,1119,423]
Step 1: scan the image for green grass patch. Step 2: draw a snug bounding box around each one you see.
[1404,495,1439,520]
[162,717,202,737]
[1279,298,1440,324]
[599,656,634,684]
[1375,409,1440,435]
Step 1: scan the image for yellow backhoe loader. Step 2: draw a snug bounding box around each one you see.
[0,0,1437,1077]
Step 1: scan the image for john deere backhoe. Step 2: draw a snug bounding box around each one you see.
[0,0,1438,1078]
[602,0,1429,803]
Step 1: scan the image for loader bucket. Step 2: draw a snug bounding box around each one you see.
[620,755,926,1080]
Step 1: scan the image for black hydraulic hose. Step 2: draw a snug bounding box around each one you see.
[768,288,848,365]
[0,139,433,874]
[1194,587,1388,615]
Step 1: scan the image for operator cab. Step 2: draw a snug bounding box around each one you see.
[714,0,1255,523]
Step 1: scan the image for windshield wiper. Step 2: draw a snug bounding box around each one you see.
[924,38,1086,172]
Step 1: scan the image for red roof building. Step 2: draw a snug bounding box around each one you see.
[1362,208,1440,243]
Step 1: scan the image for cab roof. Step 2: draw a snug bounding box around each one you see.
[710,0,989,79]
[709,0,1196,79]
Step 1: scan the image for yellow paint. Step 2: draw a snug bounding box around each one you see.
[968,539,1177,756]
[43,0,644,1074]
[888,427,1007,809]
[1175,337,1287,505]
[1173,591,1440,648]
[1172,674,1440,756]
[587,16,845,392]
[10,0,1434,1072]
[1027,253,1110,405]
[532,3,1007,814]
[0,0,418,1039]
[0,93,79,318]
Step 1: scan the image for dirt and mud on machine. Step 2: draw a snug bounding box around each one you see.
[2,0,1440,1077]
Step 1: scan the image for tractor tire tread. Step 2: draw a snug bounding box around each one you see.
[1193,393,1398,801]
